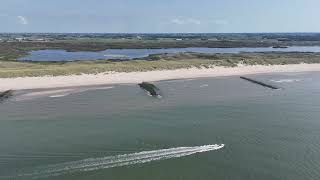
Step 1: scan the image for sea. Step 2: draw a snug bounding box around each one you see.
[1,72,320,179]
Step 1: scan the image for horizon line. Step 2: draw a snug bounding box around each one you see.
[1,32,320,34]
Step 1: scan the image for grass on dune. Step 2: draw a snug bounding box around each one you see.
[1,52,320,78]
[0,59,212,78]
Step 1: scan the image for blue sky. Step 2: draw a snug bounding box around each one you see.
[0,0,319,33]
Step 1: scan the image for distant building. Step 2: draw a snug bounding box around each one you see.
[277,38,289,42]
[176,38,183,41]
[30,38,46,42]
[15,37,24,42]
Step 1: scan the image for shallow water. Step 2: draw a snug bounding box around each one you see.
[1,72,320,179]
[19,46,320,61]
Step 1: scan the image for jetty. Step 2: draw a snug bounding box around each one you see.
[0,90,13,103]
[138,82,161,97]
[240,77,279,90]
[272,45,288,48]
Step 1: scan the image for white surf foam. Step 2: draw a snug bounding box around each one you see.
[200,84,209,88]
[18,144,224,178]
[270,79,302,83]
[49,94,69,98]
[13,86,114,101]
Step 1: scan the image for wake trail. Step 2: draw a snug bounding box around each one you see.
[16,144,224,179]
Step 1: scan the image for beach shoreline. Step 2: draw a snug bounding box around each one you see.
[1,64,320,91]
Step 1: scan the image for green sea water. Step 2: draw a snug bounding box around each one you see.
[1,72,320,180]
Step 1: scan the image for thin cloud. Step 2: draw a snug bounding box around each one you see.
[170,17,228,26]
[0,14,9,17]
[17,16,29,25]
[171,18,201,25]
[211,19,229,25]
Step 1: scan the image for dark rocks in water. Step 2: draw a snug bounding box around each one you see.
[138,82,161,97]
[240,77,280,90]
[272,46,288,48]
[0,90,13,103]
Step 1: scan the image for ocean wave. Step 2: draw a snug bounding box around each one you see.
[200,84,209,88]
[270,79,302,83]
[49,94,70,98]
[16,144,224,179]
[13,86,114,101]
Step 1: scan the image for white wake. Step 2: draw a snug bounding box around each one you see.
[18,144,224,178]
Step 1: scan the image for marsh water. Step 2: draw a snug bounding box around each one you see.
[19,46,320,61]
[1,72,320,179]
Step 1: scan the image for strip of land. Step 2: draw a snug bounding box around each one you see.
[1,64,320,91]
[2,52,320,78]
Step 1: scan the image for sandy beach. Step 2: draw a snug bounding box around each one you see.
[1,64,320,91]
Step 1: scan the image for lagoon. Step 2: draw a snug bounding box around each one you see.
[18,46,320,61]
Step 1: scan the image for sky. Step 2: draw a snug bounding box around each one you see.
[0,0,320,33]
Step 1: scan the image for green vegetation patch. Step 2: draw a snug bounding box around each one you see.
[0,52,320,78]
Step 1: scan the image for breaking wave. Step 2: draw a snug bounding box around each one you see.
[200,84,209,88]
[17,144,224,179]
[270,79,302,83]
[13,86,114,101]
[49,94,70,98]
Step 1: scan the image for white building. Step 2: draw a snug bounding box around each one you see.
[15,37,24,42]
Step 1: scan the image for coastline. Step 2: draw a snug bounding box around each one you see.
[1,63,320,91]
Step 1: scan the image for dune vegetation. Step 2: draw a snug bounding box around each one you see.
[1,52,320,78]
